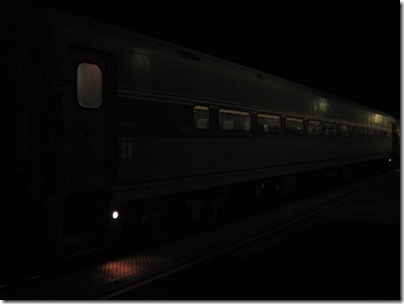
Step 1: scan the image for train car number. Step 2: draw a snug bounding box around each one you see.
[121,137,133,159]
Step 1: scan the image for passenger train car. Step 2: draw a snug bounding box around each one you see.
[2,4,399,260]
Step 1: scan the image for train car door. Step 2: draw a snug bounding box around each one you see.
[65,48,110,195]
[60,47,115,245]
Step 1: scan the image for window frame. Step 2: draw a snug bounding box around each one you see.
[193,105,210,130]
[285,117,304,135]
[218,108,251,132]
[76,62,103,109]
[307,120,323,136]
[324,122,337,136]
[339,124,349,136]
[350,125,359,137]
[256,113,281,134]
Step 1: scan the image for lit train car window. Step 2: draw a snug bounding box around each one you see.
[324,123,337,136]
[307,120,323,135]
[339,124,349,136]
[194,106,210,129]
[285,117,304,135]
[77,63,103,108]
[257,114,281,133]
[219,109,250,131]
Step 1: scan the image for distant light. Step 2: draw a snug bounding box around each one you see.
[389,158,392,162]
[112,211,119,219]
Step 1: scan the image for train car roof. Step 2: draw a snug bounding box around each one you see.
[37,5,395,125]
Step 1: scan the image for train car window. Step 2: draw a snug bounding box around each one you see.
[285,117,304,135]
[219,109,250,131]
[324,123,337,136]
[350,125,359,137]
[257,114,281,133]
[339,124,349,136]
[77,63,103,108]
[194,106,210,129]
[307,120,323,135]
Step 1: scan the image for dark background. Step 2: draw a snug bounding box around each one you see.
[36,1,399,118]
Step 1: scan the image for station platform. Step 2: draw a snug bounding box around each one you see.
[116,169,400,300]
[0,169,400,300]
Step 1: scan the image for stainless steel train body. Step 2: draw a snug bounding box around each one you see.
[2,5,398,259]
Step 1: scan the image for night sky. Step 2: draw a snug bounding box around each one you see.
[39,1,399,118]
